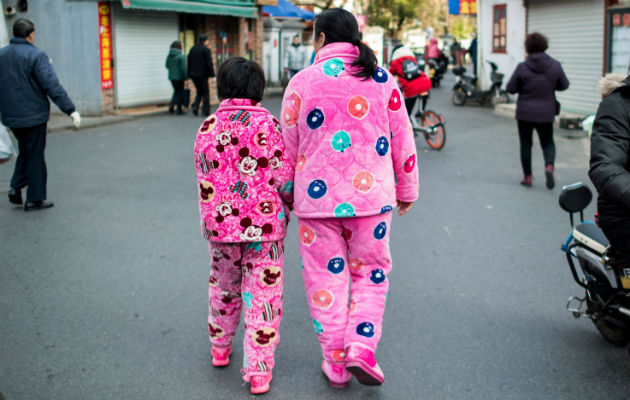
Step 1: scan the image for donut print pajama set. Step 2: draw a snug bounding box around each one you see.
[280,42,420,368]
[194,98,294,382]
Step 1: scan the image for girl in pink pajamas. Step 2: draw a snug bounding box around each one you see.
[280,8,419,388]
[194,57,293,395]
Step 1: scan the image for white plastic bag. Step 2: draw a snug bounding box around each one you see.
[0,124,16,164]
[582,115,596,137]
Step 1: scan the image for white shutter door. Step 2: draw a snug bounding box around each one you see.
[528,0,604,115]
[114,7,178,107]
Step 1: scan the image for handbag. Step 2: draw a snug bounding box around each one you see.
[0,123,16,164]
[182,89,191,108]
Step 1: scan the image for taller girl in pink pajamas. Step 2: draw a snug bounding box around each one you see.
[194,57,293,395]
[280,8,419,388]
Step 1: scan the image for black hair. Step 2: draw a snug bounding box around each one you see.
[217,57,265,102]
[525,32,548,54]
[12,18,35,38]
[198,34,208,43]
[170,41,182,50]
[314,8,377,80]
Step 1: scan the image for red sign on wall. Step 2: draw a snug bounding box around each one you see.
[98,2,113,90]
[624,13,630,26]
[460,0,477,15]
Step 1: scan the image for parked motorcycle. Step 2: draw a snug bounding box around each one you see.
[559,182,630,348]
[452,61,508,107]
[427,54,448,88]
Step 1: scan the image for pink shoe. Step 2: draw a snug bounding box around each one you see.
[321,360,351,388]
[250,373,272,394]
[211,345,231,367]
[520,174,533,187]
[345,342,384,386]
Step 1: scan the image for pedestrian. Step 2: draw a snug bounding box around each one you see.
[284,35,307,78]
[194,57,293,395]
[280,8,419,388]
[188,34,215,117]
[423,37,442,65]
[450,39,461,67]
[0,18,80,211]
[506,32,569,189]
[589,71,630,264]
[389,43,432,115]
[468,34,478,77]
[165,40,187,115]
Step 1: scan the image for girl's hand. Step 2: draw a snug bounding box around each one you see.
[396,200,414,216]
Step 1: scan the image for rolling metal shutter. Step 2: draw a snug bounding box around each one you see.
[113,6,178,107]
[528,0,604,115]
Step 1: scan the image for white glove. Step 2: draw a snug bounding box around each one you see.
[71,111,81,129]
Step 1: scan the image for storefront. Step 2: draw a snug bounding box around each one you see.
[606,0,630,74]
[527,0,605,115]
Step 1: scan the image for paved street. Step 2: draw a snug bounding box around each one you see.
[1,72,628,400]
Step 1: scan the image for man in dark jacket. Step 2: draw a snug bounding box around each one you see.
[0,19,80,211]
[506,32,569,189]
[589,73,630,263]
[187,34,215,117]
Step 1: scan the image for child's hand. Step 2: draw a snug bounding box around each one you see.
[396,200,414,216]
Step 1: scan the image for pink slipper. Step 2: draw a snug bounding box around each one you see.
[250,373,272,394]
[321,360,351,388]
[211,345,231,367]
[345,342,384,386]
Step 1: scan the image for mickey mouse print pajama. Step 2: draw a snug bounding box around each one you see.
[207,240,284,381]
[298,212,393,366]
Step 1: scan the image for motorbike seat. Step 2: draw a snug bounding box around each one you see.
[572,222,609,256]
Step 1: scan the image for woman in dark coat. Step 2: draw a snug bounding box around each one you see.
[165,41,187,115]
[506,32,569,188]
[589,73,630,263]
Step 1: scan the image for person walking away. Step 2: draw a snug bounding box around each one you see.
[506,32,569,189]
[188,34,215,117]
[450,39,461,67]
[468,34,478,77]
[284,35,307,78]
[165,41,187,115]
[280,8,419,388]
[589,72,630,266]
[424,37,442,65]
[194,57,294,395]
[0,18,80,211]
[389,44,432,115]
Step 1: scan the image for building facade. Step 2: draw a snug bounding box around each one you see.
[1,0,266,116]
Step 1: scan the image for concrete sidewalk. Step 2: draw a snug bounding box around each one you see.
[47,86,285,133]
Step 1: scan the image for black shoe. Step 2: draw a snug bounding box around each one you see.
[168,107,174,114]
[192,107,199,116]
[24,200,54,211]
[8,187,22,205]
[176,110,185,115]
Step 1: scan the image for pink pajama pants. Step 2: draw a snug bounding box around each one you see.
[298,212,393,365]
[207,240,284,381]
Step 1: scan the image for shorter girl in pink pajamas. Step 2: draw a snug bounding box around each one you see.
[281,8,419,388]
[194,57,293,395]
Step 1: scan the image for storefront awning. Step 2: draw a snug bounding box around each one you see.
[121,0,259,18]
[262,0,314,20]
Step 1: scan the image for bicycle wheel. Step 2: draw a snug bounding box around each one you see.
[421,110,446,150]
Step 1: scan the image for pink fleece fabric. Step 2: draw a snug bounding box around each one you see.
[280,42,419,219]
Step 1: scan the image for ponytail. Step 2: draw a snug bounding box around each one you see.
[351,41,377,80]
[315,8,376,80]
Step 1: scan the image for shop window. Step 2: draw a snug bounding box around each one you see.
[607,8,630,74]
[492,4,507,53]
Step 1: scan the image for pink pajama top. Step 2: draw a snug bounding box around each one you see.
[194,98,294,242]
[280,42,419,218]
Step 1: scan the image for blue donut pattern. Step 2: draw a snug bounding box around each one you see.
[375,136,389,156]
[373,67,388,83]
[334,202,356,217]
[373,222,387,240]
[331,130,352,152]
[313,318,324,335]
[306,108,325,129]
[327,257,345,274]
[370,269,386,284]
[380,205,393,214]
[322,58,345,77]
[307,179,327,199]
[356,322,375,338]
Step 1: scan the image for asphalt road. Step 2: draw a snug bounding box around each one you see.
[1,71,628,400]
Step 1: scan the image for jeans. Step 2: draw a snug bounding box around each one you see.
[169,79,185,113]
[517,119,555,176]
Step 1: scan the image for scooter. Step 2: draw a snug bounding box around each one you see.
[559,182,630,348]
[452,61,508,107]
